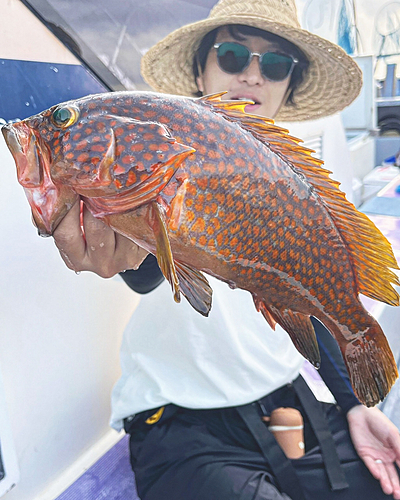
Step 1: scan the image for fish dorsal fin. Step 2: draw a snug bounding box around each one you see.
[200,92,400,306]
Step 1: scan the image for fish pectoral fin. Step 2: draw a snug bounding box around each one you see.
[175,261,212,316]
[268,305,321,369]
[149,201,180,303]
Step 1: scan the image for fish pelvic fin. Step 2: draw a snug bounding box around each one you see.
[341,321,398,407]
[253,295,320,368]
[149,202,180,303]
[175,261,213,316]
[200,93,400,307]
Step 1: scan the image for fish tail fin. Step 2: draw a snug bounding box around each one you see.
[342,321,398,407]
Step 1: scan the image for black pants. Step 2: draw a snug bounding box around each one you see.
[125,380,395,500]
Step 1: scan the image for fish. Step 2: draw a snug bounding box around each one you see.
[2,91,399,407]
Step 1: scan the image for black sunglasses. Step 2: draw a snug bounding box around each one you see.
[213,42,298,82]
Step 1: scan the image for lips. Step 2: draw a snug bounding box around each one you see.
[231,95,260,105]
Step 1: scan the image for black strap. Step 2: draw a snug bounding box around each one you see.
[237,403,306,500]
[293,376,349,491]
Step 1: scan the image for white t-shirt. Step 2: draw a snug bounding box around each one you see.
[110,276,305,431]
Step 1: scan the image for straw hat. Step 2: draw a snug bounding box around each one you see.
[141,0,362,122]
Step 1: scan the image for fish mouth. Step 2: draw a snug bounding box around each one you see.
[2,124,23,156]
[3,122,77,236]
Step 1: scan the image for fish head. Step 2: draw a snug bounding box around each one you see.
[2,93,195,233]
[2,118,78,236]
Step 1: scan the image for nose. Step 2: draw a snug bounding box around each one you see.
[238,55,264,86]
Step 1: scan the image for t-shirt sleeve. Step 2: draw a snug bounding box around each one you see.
[311,317,361,413]
[119,254,164,294]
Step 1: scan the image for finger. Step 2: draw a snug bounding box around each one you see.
[363,456,382,481]
[53,201,86,269]
[376,461,394,496]
[81,206,117,262]
[81,206,148,276]
[385,462,400,499]
[114,232,149,271]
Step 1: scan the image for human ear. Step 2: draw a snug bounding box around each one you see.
[196,75,205,94]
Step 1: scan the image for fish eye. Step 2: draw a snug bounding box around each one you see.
[51,105,79,129]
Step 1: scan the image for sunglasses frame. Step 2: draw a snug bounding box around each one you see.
[213,42,299,82]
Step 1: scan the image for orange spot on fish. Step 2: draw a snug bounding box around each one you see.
[224,213,235,224]
[131,143,144,152]
[226,163,235,175]
[114,179,122,189]
[126,171,137,187]
[92,144,106,152]
[143,152,153,161]
[197,177,208,190]
[203,163,217,173]
[192,218,205,233]
[186,211,195,223]
[199,235,207,246]
[114,164,125,174]
[77,153,89,162]
[76,140,88,150]
[234,157,246,168]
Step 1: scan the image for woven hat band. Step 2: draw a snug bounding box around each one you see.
[209,0,301,29]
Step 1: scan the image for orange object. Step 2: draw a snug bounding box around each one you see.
[3,91,399,407]
[266,407,305,459]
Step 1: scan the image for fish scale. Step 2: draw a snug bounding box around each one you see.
[2,90,399,407]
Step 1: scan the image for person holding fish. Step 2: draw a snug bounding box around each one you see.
[46,0,400,498]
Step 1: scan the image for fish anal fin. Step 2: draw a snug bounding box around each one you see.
[175,261,212,316]
[149,202,180,303]
[270,305,321,368]
[253,295,277,330]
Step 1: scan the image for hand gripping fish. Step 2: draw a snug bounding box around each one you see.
[2,91,399,406]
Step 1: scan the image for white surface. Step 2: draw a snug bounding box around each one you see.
[111,277,304,431]
[0,366,19,498]
[31,430,124,500]
[0,0,78,64]
[0,131,139,500]
[341,56,376,131]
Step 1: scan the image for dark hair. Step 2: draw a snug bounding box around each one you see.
[193,24,309,106]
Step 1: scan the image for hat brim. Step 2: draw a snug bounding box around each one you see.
[141,14,362,122]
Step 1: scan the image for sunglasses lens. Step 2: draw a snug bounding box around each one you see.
[216,42,250,74]
[261,53,293,81]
